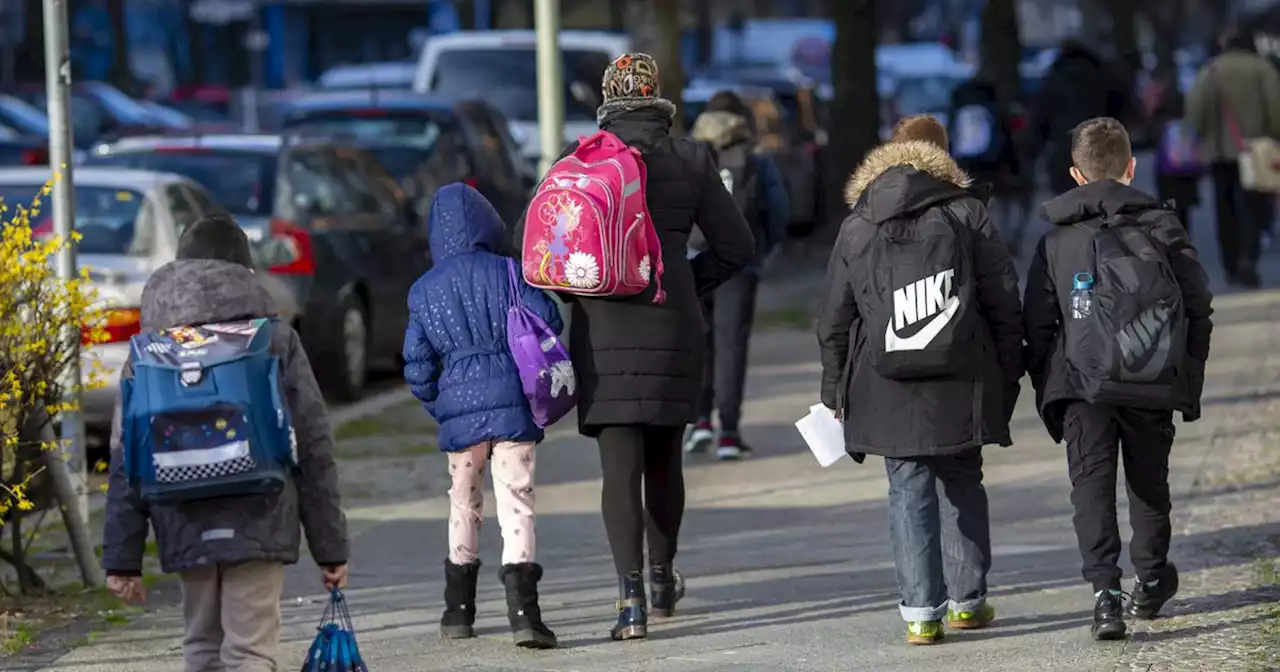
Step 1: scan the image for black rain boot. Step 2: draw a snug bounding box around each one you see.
[649,563,685,618]
[1128,563,1179,620]
[499,563,558,649]
[610,571,647,641]
[441,559,481,639]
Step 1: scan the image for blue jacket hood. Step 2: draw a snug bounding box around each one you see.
[428,183,507,260]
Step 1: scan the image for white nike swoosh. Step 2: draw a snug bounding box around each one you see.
[885,296,960,352]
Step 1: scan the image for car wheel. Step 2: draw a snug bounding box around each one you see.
[320,296,369,402]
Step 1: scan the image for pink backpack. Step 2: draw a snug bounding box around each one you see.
[522,131,665,304]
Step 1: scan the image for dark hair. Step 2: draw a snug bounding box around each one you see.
[704,90,756,129]
[891,114,949,150]
[176,213,254,269]
[1070,116,1132,182]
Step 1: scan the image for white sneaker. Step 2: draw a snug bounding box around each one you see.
[715,439,753,461]
[684,424,715,454]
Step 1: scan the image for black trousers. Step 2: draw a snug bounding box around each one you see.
[1210,162,1269,279]
[1062,402,1175,592]
[697,270,759,434]
[597,425,686,576]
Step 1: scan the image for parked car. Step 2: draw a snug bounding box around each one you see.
[414,30,628,162]
[0,166,300,432]
[318,62,416,90]
[14,81,181,146]
[0,134,49,167]
[0,94,51,139]
[684,82,823,234]
[279,90,534,235]
[84,134,430,400]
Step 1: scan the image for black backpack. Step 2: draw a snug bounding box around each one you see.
[856,202,982,380]
[689,142,759,253]
[1060,210,1187,404]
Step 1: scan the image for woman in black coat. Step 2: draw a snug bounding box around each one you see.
[521,53,755,640]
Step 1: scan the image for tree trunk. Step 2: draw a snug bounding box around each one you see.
[1142,0,1186,90]
[979,0,1023,112]
[17,0,41,82]
[1108,0,1141,97]
[608,0,626,31]
[694,0,712,68]
[24,407,102,588]
[827,0,878,193]
[105,0,135,93]
[654,0,684,133]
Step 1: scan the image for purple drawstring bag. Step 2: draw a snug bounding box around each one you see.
[506,259,577,427]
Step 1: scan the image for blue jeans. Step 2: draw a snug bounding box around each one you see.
[885,448,992,622]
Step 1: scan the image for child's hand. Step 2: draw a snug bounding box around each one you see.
[321,563,348,591]
[107,575,146,604]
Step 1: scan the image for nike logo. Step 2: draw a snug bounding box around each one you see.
[886,269,959,353]
[1117,302,1174,378]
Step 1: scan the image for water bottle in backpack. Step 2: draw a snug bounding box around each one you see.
[1070,273,1094,319]
[120,318,297,504]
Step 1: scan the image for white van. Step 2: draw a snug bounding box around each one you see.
[413,30,629,163]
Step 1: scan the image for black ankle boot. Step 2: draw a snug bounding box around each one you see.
[499,563,558,649]
[441,559,480,639]
[649,564,685,618]
[1128,563,1179,620]
[1092,589,1127,641]
[610,571,647,641]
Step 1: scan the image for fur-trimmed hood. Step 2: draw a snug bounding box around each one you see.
[843,140,974,225]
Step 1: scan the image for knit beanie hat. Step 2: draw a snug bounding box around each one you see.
[602,53,662,103]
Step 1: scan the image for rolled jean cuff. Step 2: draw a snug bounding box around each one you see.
[897,601,947,622]
[948,596,986,615]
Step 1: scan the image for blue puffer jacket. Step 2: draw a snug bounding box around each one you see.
[403,184,563,452]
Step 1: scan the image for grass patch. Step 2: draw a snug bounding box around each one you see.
[0,585,139,657]
[339,438,438,459]
[334,400,435,440]
[756,306,814,331]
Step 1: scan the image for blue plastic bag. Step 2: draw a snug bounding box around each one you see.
[302,589,369,672]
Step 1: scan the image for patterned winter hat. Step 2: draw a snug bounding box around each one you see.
[602,53,662,104]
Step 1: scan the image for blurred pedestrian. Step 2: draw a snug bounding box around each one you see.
[1152,86,1202,234]
[1186,27,1280,288]
[946,77,1032,256]
[403,184,563,649]
[1023,117,1212,640]
[1027,40,1131,196]
[684,90,790,460]
[519,53,755,641]
[817,116,1023,645]
[103,215,350,671]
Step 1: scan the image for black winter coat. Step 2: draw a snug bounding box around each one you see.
[1024,180,1214,441]
[817,140,1025,459]
[524,106,756,434]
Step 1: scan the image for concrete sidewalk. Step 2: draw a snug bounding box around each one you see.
[12,287,1280,672]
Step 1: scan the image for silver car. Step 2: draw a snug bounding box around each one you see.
[0,167,299,431]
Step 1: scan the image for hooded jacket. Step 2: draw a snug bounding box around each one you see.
[689,110,791,265]
[102,259,348,575]
[1024,180,1214,440]
[817,140,1024,459]
[403,184,562,452]
[1185,47,1280,164]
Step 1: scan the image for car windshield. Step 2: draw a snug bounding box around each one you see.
[0,184,147,255]
[86,150,275,215]
[430,48,613,122]
[283,110,442,147]
[0,97,50,134]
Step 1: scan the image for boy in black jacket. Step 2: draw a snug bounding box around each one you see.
[1024,117,1213,641]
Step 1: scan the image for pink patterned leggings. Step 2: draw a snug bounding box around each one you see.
[447,441,537,566]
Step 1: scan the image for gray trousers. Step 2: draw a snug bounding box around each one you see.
[697,270,759,434]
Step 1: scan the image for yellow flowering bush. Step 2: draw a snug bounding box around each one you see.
[0,169,109,522]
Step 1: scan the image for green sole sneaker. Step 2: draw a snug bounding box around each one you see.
[946,604,996,630]
[906,620,944,645]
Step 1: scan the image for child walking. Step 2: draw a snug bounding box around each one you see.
[103,214,350,671]
[1024,117,1213,640]
[403,183,562,649]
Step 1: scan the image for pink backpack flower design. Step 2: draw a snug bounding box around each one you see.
[522,131,665,304]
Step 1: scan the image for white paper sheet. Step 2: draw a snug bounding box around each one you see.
[795,403,847,467]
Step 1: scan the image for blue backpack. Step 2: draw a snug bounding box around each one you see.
[121,318,297,503]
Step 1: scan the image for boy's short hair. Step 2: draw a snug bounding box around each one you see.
[891,114,949,150]
[176,214,254,269]
[1070,117,1132,182]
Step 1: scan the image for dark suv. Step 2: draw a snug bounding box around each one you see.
[279,90,534,234]
[84,134,430,400]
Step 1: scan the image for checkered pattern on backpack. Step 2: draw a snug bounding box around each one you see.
[154,452,258,484]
